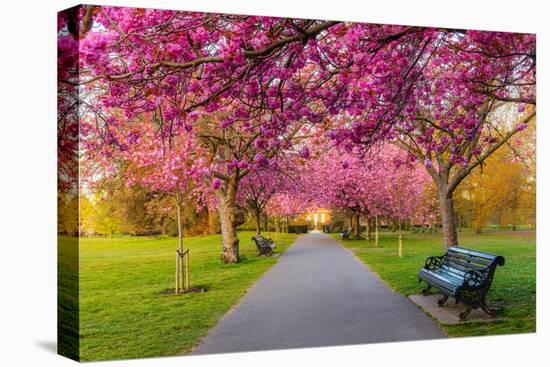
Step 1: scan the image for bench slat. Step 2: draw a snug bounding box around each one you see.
[419,270,458,295]
[420,269,460,287]
[446,252,493,267]
[449,246,498,261]
[439,265,466,280]
[428,269,463,286]
[445,251,493,265]
[445,257,488,272]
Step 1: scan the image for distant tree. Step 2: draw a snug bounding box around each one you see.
[455,124,536,232]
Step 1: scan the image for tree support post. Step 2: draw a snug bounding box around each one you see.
[175,249,190,293]
[398,235,403,258]
[184,249,190,290]
[175,251,180,294]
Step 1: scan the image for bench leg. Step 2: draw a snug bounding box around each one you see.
[459,305,473,321]
[421,284,432,296]
[437,294,449,307]
[480,298,499,318]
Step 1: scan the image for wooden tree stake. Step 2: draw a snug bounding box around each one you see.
[398,235,403,258]
[185,250,190,290]
[175,251,179,294]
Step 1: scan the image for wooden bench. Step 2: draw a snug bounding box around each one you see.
[418,246,505,320]
[341,228,352,240]
[251,235,276,257]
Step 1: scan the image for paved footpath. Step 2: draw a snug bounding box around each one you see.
[193,233,445,355]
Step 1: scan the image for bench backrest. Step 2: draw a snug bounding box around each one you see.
[444,246,504,272]
[252,235,270,247]
[440,247,504,287]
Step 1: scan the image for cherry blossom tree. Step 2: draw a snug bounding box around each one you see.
[328,31,536,246]
[299,141,431,238]
[80,113,209,291]
[59,5,536,256]
[265,192,312,232]
[238,169,281,236]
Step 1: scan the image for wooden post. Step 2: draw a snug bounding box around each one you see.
[375,215,379,247]
[176,198,184,293]
[175,251,179,294]
[185,250,190,290]
[398,235,403,258]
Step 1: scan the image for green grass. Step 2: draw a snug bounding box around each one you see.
[59,231,297,361]
[332,229,536,337]
[58,236,79,360]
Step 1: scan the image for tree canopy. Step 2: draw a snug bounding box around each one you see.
[58,5,536,261]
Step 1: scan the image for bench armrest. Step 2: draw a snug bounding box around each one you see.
[424,256,443,271]
[462,270,486,290]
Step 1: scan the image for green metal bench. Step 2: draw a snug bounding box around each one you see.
[341,228,352,240]
[251,235,275,256]
[418,246,505,320]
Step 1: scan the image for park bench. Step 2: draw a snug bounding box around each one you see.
[418,246,505,320]
[251,235,276,257]
[341,228,352,240]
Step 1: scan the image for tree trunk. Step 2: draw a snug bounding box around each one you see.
[207,204,220,235]
[175,199,183,253]
[263,214,269,232]
[511,206,517,231]
[366,217,372,241]
[218,199,240,263]
[215,175,244,263]
[374,215,379,247]
[254,207,261,236]
[439,189,458,247]
[352,213,361,239]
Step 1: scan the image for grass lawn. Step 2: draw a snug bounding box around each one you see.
[59,231,297,361]
[332,229,536,337]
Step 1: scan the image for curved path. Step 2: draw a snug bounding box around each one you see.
[193,233,445,355]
